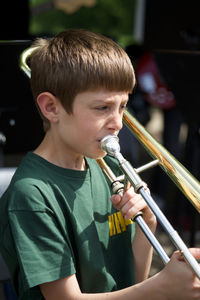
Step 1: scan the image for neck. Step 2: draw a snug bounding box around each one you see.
[34,134,87,171]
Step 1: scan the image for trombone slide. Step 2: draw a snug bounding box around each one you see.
[120,156,200,279]
[96,158,169,265]
[99,135,200,279]
[97,158,170,265]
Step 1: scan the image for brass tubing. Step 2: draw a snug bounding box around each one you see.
[123,109,200,213]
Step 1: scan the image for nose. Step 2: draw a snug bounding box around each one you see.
[107,110,123,133]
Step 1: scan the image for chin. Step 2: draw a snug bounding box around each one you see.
[86,149,107,160]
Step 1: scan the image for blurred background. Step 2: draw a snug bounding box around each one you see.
[0,0,200,298]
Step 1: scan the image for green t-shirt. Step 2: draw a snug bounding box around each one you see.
[0,152,135,299]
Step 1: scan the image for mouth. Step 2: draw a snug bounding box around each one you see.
[97,137,105,144]
[96,139,106,153]
[98,133,119,143]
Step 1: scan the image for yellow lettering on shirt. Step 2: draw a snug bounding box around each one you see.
[108,214,116,236]
[108,212,133,236]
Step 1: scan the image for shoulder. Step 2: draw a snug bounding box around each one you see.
[3,178,48,212]
[1,153,52,212]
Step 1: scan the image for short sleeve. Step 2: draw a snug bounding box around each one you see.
[9,207,76,290]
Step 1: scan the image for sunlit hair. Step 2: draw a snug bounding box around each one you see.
[30,29,135,131]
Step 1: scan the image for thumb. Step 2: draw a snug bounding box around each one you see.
[110,194,121,207]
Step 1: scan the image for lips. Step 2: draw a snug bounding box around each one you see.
[98,133,119,143]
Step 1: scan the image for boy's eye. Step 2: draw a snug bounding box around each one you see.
[96,106,108,111]
[121,103,127,110]
[94,102,127,111]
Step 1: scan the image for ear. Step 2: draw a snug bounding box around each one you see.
[37,92,59,124]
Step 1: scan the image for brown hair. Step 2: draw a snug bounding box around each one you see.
[30,29,135,131]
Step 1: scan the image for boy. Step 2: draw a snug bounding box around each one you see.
[0,29,200,300]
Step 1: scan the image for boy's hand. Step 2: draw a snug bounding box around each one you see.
[110,184,156,227]
[157,248,200,300]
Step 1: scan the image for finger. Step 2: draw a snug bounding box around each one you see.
[188,248,200,260]
[124,180,131,192]
[111,187,135,210]
[110,194,122,209]
[121,194,145,219]
[122,186,136,203]
[172,248,200,262]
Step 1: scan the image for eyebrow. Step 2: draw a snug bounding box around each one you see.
[93,97,128,104]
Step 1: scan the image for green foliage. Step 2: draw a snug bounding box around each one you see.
[29,0,136,47]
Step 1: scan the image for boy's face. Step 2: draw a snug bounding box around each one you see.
[56,89,129,159]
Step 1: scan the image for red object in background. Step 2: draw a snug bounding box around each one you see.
[136,52,176,110]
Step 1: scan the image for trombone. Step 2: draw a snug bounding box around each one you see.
[19,46,200,278]
[97,134,200,279]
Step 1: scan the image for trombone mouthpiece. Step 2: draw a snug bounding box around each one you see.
[100,135,120,157]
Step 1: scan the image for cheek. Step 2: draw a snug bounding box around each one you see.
[72,121,96,142]
[80,118,103,133]
[66,111,105,140]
